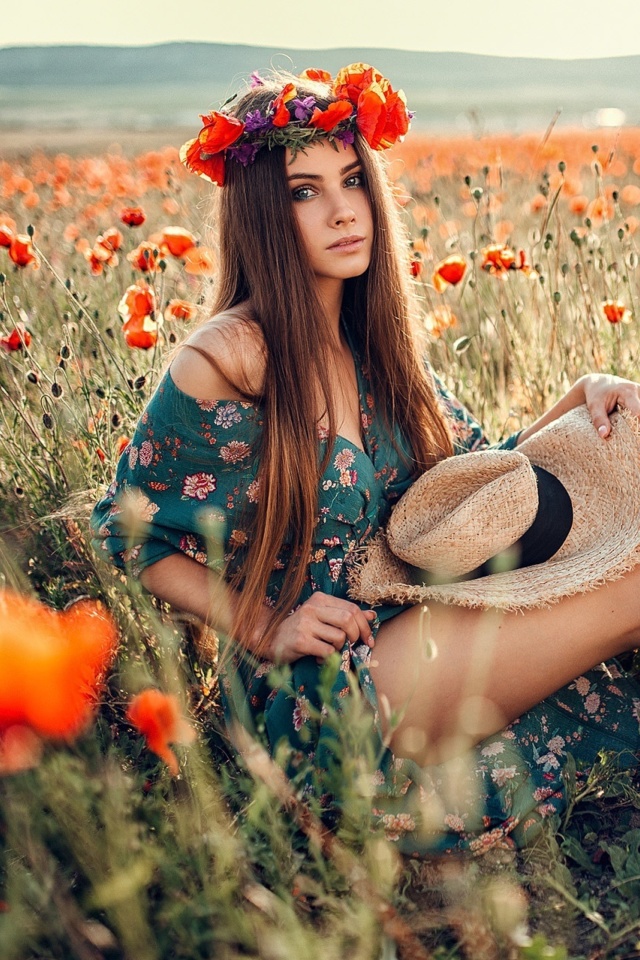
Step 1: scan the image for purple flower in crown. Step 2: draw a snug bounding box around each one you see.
[244,110,272,133]
[227,141,263,166]
[249,71,265,88]
[291,96,316,122]
[333,128,355,147]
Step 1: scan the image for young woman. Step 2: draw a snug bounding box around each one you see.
[92,65,640,854]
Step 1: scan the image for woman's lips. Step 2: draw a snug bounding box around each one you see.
[327,235,366,252]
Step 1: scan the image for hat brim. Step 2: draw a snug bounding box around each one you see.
[348,406,640,611]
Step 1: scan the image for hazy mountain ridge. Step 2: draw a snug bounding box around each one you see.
[2,43,638,133]
[3,42,639,91]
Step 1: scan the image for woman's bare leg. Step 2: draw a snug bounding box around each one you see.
[369,565,640,766]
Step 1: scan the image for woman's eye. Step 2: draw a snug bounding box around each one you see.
[345,172,364,188]
[292,186,315,202]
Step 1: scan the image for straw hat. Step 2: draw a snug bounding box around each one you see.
[348,404,640,610]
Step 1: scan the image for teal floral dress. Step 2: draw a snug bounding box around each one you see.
[91,334,640,856]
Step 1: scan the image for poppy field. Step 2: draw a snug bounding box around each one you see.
[2,124,640,959]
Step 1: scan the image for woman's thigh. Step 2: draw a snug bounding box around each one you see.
[369,565,640,766]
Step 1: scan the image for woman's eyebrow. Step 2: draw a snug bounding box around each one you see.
[287,160,362,181]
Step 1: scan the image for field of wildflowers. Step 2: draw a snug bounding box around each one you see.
[2,124,640,958]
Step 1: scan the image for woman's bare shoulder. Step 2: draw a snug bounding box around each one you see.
[169,306,265,401]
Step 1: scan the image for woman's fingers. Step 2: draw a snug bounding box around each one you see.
[305,593,376,646]
[584,375,640,439]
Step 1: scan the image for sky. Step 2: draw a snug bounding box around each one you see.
[3,0,640,60]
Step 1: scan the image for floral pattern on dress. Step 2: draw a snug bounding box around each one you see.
[90,327,640,857]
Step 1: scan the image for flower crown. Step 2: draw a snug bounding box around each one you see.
[179,63,412,186]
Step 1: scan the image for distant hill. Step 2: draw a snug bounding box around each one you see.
[1,43,639,133]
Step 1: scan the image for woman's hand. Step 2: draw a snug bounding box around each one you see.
[578,373,640,438]
[257,592,377,665]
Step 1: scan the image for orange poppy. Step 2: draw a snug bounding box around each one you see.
[272,83,297,127]
[1,323,31,352]
[8,235,39,269]
[160,226,197,258]
[308,101,353,132]
[432,254,467,292]
[182,245,215,275]
[127,241,161,273]
[122,314,160,349]
[85,240,119,276]
[332,63,410,151]
[126,688,195,776]
[164,299,197,322]
[117,280,156,323]
[98,227,123,253]
[120,206,146,227]
[0,592,118,742]
[179,111,245,186]
[602,299,632,324]
[480,243,517,277]
[180,138,227,186]
[299,68,332,83]
[424,306,457,338]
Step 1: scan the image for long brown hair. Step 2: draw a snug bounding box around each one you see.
[191,74,454,651]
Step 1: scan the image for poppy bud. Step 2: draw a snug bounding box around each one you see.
[134,376,146,390]
[51,382,63,398]
[26,224,34,237]
[60,344,71,360]
[42,413,54,430]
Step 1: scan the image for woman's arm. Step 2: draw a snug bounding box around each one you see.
[139,553,376,663]
[517,373,640,444]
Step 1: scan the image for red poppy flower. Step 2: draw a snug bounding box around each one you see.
[182,245,215,275]
[481,243,517,277]
[120,206,146,227]
[127,688,195,776]
[299,68,333,83]
[432,254,467,292]
[1,323,31,352]
[180,138,227,186]
[85,239,119,276]
[333,63,410,151]
[272,83,297,127]
[98,227,123,253]
[0,592,118,742]
[164,299,197,322]
[409,257,422,278]
[127,241,160,273]
[8,235,39,269]
[160,226,197,258]
[602,299,631,324]
[197,111,245,154]
[308,100,354,132]
[118,280,156,323]
[122,314,159,349]
[179,111,245,186]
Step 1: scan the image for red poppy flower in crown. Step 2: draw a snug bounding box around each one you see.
[179,64,413,186]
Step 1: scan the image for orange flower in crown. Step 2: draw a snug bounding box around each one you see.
[180,64,412,186]
[333,63,411,151]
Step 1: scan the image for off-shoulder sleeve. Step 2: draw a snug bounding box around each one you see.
[90,369,263,579]
[430,369,522,453]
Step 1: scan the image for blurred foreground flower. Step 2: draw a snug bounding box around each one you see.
[8,234,39,269]
[164,299,197,323]
[160,226,197,258]
[1,322,31,352]
[127,688,195,776]
[602,299,632,324]
[0,592,118,774]
[424,305,457,338]
[480,243,516,277]
[432,254,466,292]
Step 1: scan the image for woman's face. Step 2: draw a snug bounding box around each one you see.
[285,142,374,292]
